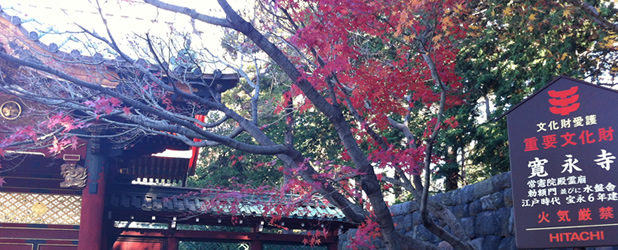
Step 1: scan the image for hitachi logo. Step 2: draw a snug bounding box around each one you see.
[549,231,604,242]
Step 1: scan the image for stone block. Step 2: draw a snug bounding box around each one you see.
[473,179,494,199]
[492,172,512,190]
[459,185,475,204]
[450,191,462,206]
[433,192,446,205]
[503,188,513,207]
[459,217,475,238]
[475,211,499,235]
[444,191,459,206]
[404,230,415,240]
[409,200,420,213]
[496,207,510,236]
[438,241,454,250]
[412,211,421,226]
[402,213,413,232]
[451,203,469,218]
[498,236,517,250]
[508,207,515,234]
[393,214,404,232]
[373,238,385,249]
[469,199,482,216]
[471,237,484,250]
[480,191,504,211]
[483,235,501,250]
[390,203,405,216]
[338,230,354,249]
[394,200,419,215]
[415,224,438,243]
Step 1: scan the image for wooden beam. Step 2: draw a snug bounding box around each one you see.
[113,229,339,244]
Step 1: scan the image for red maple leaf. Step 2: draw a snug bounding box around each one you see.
[83,99,96,108]
[48,136,66,154]
[0,177,6,187]
[123,106,131,116]
[47,113,64,128]
[68,136,79,150]
[108,97,122,107]
[84,97,119,114]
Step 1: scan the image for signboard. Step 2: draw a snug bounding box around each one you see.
[507,76,618,248]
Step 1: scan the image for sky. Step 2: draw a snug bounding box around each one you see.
[1,0,242,59]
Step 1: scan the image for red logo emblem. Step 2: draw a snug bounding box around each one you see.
[548,86,580,116]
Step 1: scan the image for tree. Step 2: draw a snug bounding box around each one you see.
[6,0,612,249]
[0,0,475,248]
[448,0,617,184]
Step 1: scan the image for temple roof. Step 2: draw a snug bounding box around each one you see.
[108,183,353,230]
[0,5,238,89]
[0,8,239,184]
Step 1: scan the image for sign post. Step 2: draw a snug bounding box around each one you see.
[507,76,618,248]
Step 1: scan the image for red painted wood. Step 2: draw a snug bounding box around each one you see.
[187,114,206,176]
[0,243,32,250]
[77,166,106,250]
[166,237,178,250]
[0,227,79,239]
[115,229,338,243]
[251,240,262,250]
[112,238,165,250]
[0,155,81,194]
[0,224,78,250]
[0,223,78,229]
[39,245,79,250]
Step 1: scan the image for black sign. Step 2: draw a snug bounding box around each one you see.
[507,76,618,248]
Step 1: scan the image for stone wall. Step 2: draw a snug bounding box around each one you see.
[338,172,514,249]
[339,171,618,249]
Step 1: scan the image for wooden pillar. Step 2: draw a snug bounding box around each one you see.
[78,139,108,250]
[328,229,339,250]
[251,239,262,250]
[251,225,263,250]
[166,237,178,250]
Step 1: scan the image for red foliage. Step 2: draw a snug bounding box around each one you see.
[48,135,79,154]
[1,0,470,247]
[256,1,470,246]
[275,0,467,132]
[349,216,381,249]
[122,106,131,116]
[83,96,122,114]
[47,113,82,132]
[368,146,426,175]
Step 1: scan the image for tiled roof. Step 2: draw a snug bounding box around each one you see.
[0,8,238,87]
[108,184,350,224]
[1,5,241,186]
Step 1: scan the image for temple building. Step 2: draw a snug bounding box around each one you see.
[0,8,352,250]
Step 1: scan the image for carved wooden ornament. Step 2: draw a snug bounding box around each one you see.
[60,163,87,188]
